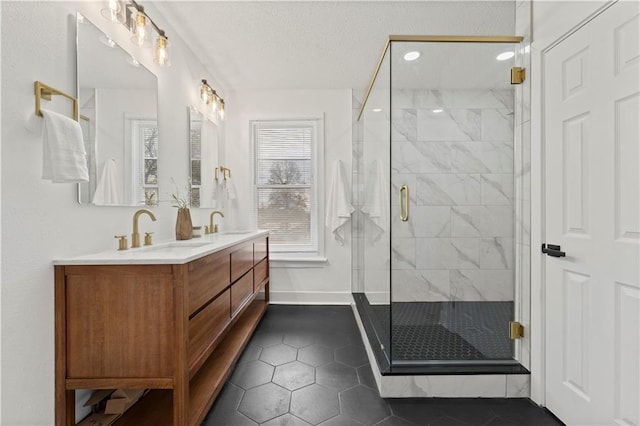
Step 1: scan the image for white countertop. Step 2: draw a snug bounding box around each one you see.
[53,230,269,266]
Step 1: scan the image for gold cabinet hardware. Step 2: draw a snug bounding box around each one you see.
[114,235,128,251]
[144,232,154,246]
[509,321,524,339]
[399,185,410,222]
[511,67,526,84]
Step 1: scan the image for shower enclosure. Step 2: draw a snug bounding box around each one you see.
[353,36,526,374]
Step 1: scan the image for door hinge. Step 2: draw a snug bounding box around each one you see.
[511,67,526,84]
[509,321,524,339]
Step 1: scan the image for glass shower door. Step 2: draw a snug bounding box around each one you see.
[359,47,392,368]
[389,40,518,366]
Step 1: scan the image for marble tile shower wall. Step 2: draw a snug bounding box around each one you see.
[389,89,515,303]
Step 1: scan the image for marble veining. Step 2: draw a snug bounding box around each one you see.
[417,109,482,141]
[416,174,481,206]
[391,109,417,142]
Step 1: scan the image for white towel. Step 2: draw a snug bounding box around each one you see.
[92,159,121,205]
[225,177,237,200]
[40,108,89,183]
[362,160,389,242]
[325,160,355,245]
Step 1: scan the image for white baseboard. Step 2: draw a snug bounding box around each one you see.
[269,291,353,305]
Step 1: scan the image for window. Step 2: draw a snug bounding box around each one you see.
[252,119,323,254]
[131,119,158,206]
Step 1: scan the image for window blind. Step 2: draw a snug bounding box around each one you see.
[254,122,316,249]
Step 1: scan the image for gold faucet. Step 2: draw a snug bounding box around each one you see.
[205,210,224,234]
[132,209,157,248]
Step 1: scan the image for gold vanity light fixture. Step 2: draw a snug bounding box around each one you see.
[200,79,226,120]
[101,0,171,67]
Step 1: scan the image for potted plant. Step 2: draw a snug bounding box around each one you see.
[171,179,193,240]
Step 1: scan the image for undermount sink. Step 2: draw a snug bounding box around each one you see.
[220,230,254,235]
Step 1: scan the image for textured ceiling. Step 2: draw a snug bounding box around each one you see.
[153,1,516,91]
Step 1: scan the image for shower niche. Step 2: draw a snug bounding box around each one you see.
[352,36,529,394]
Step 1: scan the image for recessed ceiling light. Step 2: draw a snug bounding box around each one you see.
[372,108,383,112]
[404,51,421,61]
[432,109,444,113]
[496,51,515,61]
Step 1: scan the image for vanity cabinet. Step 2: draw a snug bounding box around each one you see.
[54,234,269,426]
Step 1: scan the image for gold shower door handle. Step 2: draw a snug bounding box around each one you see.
[399,185,409,222]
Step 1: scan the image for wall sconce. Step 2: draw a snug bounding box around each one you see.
[200,79,226,120]
[101,0,170,67]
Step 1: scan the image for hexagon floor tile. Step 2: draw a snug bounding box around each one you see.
[316,361,359,391]
[335,344,369,367]
[260,343,298,366]
[205,305,563,426]
[297,344,334,367]
[230,360,274,390]
[273,361,316,391]
[340,385,391,425]
[238,382,291,423]
[290,384,340,425]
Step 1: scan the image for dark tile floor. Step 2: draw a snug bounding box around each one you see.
[203,305,563,426]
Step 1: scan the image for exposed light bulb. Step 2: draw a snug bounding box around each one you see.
[432,109,444,113]
[154,33,170,66]
[219,100,225,120]
[131,11,149,47]
[211,92,219,112]
[201,80,211,104]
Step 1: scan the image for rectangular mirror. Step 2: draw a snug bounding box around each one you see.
[189,107,219,208]
[77,13,159,206]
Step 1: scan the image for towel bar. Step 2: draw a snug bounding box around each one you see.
[34,81,78,121]
[215,166,232,181]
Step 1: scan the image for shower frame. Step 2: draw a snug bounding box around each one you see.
[353,34,528,375]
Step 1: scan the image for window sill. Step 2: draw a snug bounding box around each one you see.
[270,255,328,269]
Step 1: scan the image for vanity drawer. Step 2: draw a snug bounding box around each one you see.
[254,258,269,290]
[188,289,231,369]
[254,237,268,264]
[231,242,253,282]
[188,251,230,316]
[231,271,253,315]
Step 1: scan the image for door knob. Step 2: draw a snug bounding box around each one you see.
[542,243,566,257]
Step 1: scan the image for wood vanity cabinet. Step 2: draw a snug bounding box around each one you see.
[54,235,269,426]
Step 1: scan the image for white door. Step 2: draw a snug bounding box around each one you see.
[544,2,640,425]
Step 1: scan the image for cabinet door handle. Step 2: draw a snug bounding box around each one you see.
[399,185,409,222]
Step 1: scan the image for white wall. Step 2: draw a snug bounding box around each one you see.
[224,89,353,304]
[0,1,223,423]
[529,0,611,405]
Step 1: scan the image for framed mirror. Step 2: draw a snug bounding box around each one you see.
[188,107,219,208]
[76,14,159,206]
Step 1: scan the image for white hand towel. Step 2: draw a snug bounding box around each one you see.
[92,159,121,205]
[325,160,355,245]
[362,160,389,242]
[226,177,237,200]
[40,108,89,183]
